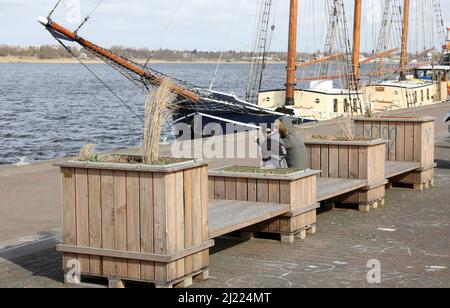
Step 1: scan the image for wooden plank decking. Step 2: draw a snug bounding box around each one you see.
[385,161,421,178]
[208,200,290,239]
[316,178,368,202]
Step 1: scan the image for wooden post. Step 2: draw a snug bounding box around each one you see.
[352,0,362,89]
[285,0,298,106]
[400,0,410,81]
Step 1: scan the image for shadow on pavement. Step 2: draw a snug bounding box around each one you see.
[436,160,450,170]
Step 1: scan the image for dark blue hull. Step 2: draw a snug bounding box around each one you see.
[172,91,314,138]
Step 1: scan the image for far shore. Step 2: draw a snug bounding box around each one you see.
[0,56,283,65]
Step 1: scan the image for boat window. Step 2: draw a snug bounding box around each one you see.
[427,89,430,100]
[421,90,424,102]
[353,99,358,111]
[344,99,349,112]
[315,98,320,104]
[440,54,450,66]
[333,99,338,113]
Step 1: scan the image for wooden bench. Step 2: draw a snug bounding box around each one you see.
[208,169,320,243]
[316,178,368,203]
[209,200,291,239]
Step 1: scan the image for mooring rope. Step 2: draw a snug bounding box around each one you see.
[144,0,185,68]
[48,0,63,18]
[74,0,105,34]
[54,36,144,124]
[209,0,241,90]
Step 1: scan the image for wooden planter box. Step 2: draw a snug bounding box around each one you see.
[305,139,387,212]
[354,117,435,189]
[208,169,321,243]
[56,160,213,288]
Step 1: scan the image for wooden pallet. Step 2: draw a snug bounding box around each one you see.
[65,268,209,289]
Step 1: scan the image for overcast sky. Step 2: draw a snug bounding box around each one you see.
[0,0,449,52]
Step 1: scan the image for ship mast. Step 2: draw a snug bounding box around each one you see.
[400,0,410,81]
[285,0,298,106]
[38,17,200,102]
[352,0,362,89]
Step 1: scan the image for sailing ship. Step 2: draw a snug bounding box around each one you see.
[37,1,313,137]
[257,0,449,120]
[362,0,449,113]
[256,0,365,121]
[38,0,449,135]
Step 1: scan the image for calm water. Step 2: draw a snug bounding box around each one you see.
[1,62,294,165]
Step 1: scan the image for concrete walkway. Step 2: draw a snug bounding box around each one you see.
[0,102,449,288]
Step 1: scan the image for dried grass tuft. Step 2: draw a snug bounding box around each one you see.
[143,79,176,164]
[78,144,97,161]
[336,116,355,141]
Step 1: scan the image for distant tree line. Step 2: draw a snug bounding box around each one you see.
[0,45,291,62]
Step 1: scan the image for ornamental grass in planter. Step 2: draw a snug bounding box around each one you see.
[56,80,211,288]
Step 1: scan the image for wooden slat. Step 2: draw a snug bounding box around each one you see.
[165,173,177,282]
[310,145,321,170]
[61,168,77,272]
[57,240,214,263]
[214,177,226,200]
[208,200,290,238]
[247,179,257,202]
[153,172,167,281]
[126,171,140,280]
[369,122,383,139]
[192,168,203,272]
[236,178,248,201]
[358,147,368,180]
[88,169,102,276]
[183,169,193,275]
[140,172,155,281]
[348,146,359,179]
[316,178,367,202]
[208,177,215,200]
[280,181,291,204]
[380,122,390,160]
[257,180,269,203]
[354,122,364,139]
[225,178,237,200]
[388,123,397,161]
[329,145,339,178]
[100,170,115,277]
[201,166,209,270]
[175,171,185,280]
[413,123,422,163]
[396,123,406,161]
[268,180,280,203]
[404,123,414,161]
[75,169,89,274]
[338,146,349,179]
[385,161,421,178]
[113,171,127,278]
[320,145,329,178]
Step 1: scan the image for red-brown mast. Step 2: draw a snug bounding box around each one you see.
[285,0,298,106]
[400,0,410,81]
[38,17,200,102]
[352,0,362,88]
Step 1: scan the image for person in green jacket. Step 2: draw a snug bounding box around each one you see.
[275,117,309,169]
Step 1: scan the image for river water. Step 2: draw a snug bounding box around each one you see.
[0,62,292,165]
